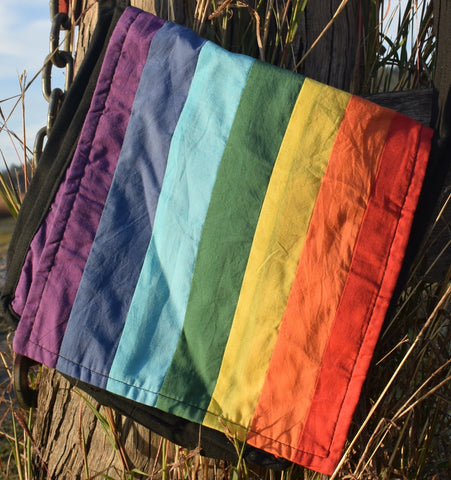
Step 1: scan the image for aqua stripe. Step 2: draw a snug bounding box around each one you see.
[156,61,305,422]
[107,42,254,404]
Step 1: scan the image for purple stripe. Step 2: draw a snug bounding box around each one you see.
[13,8,165,367]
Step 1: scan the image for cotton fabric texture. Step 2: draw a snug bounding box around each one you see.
[7,7,433,475]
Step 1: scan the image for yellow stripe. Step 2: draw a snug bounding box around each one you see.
[203,78,351,437]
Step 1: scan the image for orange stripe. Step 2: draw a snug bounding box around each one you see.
[246,96,395,462]
[293,117,433,474]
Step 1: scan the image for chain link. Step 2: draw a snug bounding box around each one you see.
[33,0,76,164]
[32,126,48,166]
[50,12,72,67]
[42,52,73,102]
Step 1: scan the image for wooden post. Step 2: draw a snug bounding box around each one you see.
[300,0,361,90]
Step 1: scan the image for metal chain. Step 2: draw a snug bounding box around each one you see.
[33,0,76,164]
[14,0,80,412]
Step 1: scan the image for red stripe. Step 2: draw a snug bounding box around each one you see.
[293,116,433,474]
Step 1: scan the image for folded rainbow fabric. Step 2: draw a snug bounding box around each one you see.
[10,7,433,475]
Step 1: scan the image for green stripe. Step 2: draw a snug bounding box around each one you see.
[156,61,305,422]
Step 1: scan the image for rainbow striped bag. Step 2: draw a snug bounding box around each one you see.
[2,6,433,475]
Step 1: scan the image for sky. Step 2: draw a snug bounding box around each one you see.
[0,0,53,168]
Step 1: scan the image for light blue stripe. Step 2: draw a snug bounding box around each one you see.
[107,42,254,405]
